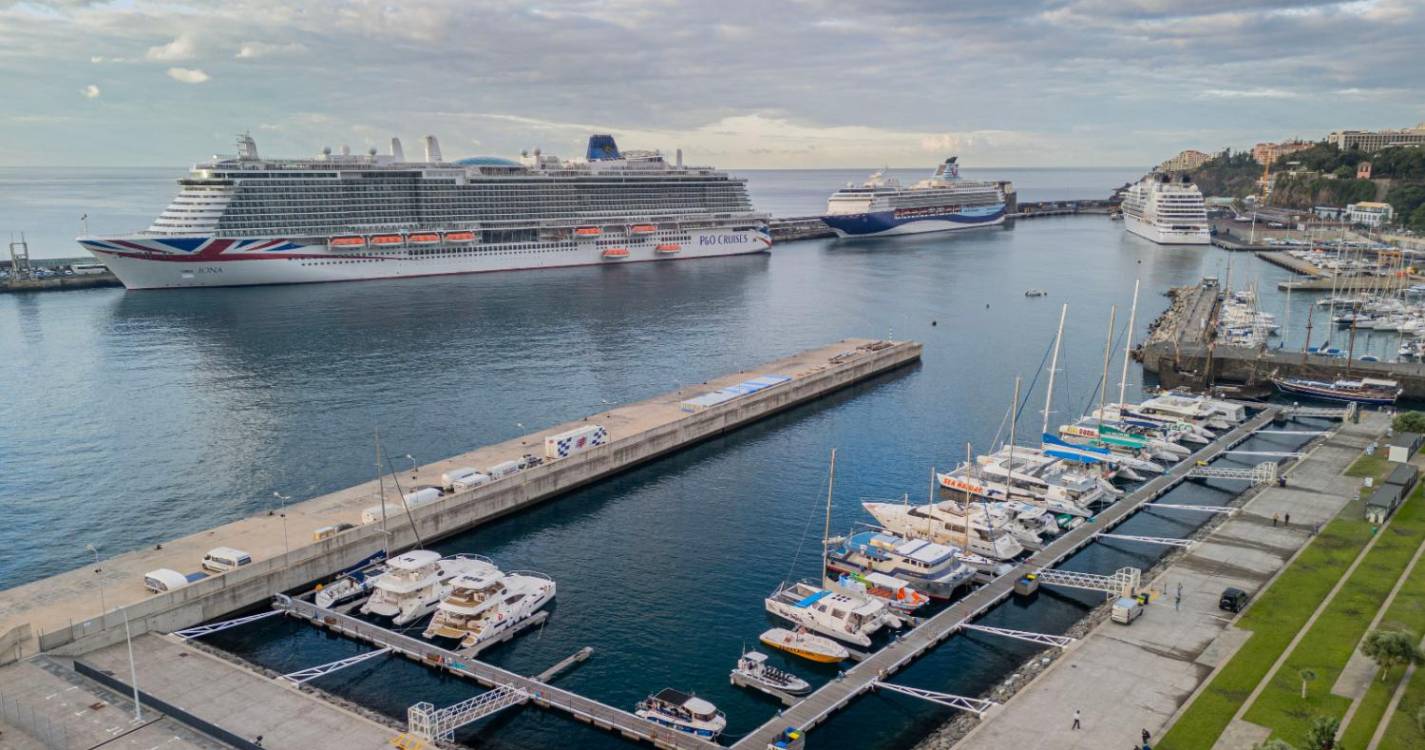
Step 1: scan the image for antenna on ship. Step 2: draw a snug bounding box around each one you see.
[424,135,442,163]
[390,137,405,162]
[236,132,258,160]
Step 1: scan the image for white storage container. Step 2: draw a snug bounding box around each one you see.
[451,472,491,492]
[544,424,609,459]
[403,487,443,506]
[487,460,522,479]
[441,467,482,491]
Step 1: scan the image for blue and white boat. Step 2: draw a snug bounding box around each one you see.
[820,157,1009,238]
[635,689,726,738]
[826,530,976,599]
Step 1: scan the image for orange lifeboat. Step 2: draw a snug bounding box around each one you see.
[409,233,441,244]
[330,236,366,248]
[655,243,681,254]
[630,224,657,234]
[601,247,630,259]
[575,227,602,237]
[445,231,476,243]
[371,234,404,246]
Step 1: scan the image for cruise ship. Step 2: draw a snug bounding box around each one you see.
[820,157,1009,238]
[1120,173,1210,245]
[79,134,770,289]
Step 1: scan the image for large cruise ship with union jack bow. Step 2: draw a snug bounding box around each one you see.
[79,134,770,289]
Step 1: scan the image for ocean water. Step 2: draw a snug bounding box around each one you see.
[0,167,1351,749]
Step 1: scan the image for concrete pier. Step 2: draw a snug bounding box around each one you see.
[0,339,921,660]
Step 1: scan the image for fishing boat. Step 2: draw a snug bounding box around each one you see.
[827,571,930,613]
[421,569,556,648]
[635,689,726,738]
[1272,377,1401,405]
[758,627,849,663]
[730,651,812,696]
[359,551,497,626]
[825,530,975,599]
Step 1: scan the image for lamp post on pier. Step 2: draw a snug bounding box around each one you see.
[85,543,106,622]
[271,492,291,557]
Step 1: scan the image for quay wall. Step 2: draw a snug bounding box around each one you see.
[1140,342,1425,397]
[36,341,922,657]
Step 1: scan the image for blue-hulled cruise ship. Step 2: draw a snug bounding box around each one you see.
[819,157,1010,238]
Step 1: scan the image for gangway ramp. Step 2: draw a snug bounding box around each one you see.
[1029,566,1142,597]
[1187,461,1278,485]
[960,623,1075,648]
[408,687,530,742]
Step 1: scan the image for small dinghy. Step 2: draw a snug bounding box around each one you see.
[731,650,812,696]
[758,627,849,664]
[1025,289,1047,297]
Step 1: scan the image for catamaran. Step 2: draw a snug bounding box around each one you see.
[421,569,556,649]
[764,581,902,647]
[359,551,497,626]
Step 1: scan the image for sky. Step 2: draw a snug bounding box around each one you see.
[1,0,1423,168]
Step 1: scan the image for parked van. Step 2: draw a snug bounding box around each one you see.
[1111,597,1144,625]
[441,467,482,491]
[144,568,207,593]
[451,472,491,492]
[487,460,522,479]
[201,547,253,573]
[312,522,356,542]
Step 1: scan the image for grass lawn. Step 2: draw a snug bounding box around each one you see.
[1380,659,1425,748]
[1338,555,1425,749]
[1346,452,1391,479]
[1242,484,1425,748]
[1157,494,1376,750]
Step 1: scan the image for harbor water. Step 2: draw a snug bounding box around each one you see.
[0,167,1349,748]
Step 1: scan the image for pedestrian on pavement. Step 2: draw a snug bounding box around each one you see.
[1175,590,1181,611]
[1143,728,1152,745]
[1072,709,1081,730]
[1285,512,1291,526]
[1272,513,1279,527]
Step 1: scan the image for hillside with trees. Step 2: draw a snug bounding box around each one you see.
[1189,149,1262,199]
[1266,174,1377,210]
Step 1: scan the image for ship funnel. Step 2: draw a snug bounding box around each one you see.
[236,133,259,160]
[676,148,683,168]
[424,135,442,163]
[391,137,405,161]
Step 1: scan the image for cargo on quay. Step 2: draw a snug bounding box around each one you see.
[78,133,771,289]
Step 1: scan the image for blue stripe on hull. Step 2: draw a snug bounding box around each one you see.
[822,205,1006,238]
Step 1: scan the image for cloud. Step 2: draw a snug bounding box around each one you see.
[166,67,210,84]
[235,41,307,59]
[1199,87,1302,99]
[146,34,197,62]
[80,84,100,98]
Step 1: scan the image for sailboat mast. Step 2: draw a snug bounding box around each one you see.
[1008,376,1020,494]
[1118,280,1140,407]
[1098,305,1117,424]
[822,449,836,577]
[1042,303,1069,436]
[375,428,388,558]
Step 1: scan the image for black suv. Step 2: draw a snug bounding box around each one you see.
[1220,587,1250,613]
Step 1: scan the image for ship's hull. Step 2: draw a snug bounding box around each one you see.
[1122,213,1210,245]
[821,204,1005,238]
[1272,379,1399,405]
[80,228,771,290]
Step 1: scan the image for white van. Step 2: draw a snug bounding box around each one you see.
[201,547,253,573]
[451,472,491,492]
[487,460,522,479]
[441,467,482,491]
[1111,596,1144,625]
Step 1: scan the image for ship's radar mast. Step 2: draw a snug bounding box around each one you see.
[236,132,259,161]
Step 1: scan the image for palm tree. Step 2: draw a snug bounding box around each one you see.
[1299,668,1318,699]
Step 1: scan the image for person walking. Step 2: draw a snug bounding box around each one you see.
[1272,513,1279,527]
[1072,709,1081,730]
[1284,512,1291,527]
[1143,728,1152,745]
[1174,585,1181,611]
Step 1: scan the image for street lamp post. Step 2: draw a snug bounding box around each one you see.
[121,608,142,722]
[404,454,419,482]
[271,492,291,557]
[85,544,106,623]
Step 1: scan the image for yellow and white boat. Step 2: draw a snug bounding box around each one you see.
[759,627,848,664]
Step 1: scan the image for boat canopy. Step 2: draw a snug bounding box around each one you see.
[794,589,831,608]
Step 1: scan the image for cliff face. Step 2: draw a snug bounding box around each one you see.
[1266,176,1378,209]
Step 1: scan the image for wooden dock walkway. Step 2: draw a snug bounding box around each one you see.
[275,595,719,750]
[727,407,1281,749]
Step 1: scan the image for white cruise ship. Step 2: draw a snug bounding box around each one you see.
[1120,173,1210,245]
[79,134,770,289]
[820,157,1009,238]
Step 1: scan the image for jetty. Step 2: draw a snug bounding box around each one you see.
[727,406,1284,749]
[0,338,922,662]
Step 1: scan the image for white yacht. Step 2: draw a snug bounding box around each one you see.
[422,569,556,649]
[860,498,1026,561]
[359,551,496,626]
[825,530,976,598]
[764,581,901,647]
[1120,173,1210,245]
[971,447,1117,510]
